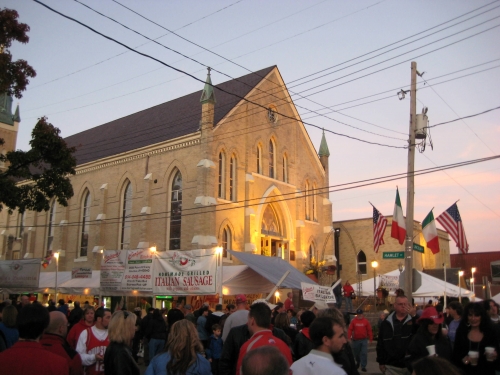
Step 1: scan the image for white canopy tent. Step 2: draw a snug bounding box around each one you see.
[352,269,478,300]
[0,271,72,294]
[492,293,500,305]
[226,250,318,292]
[58,271,101,295]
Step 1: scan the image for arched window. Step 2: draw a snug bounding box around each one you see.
[80,191,91,257]
[169,170,182,250]
[222,227,232,260]
[357,250,367,275]
[305,181,310,220]
[282,154,288,183]
[218,152,225,199]
[312,183,317,221]
[17,212,25,239]
[257,144,262,174]
[269,140,275,178]
[229,155,236,201]
[121,181,132,250]
[47,201,56,256]
[309,243,315,262]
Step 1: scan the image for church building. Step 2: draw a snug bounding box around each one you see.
[0,66,334,281]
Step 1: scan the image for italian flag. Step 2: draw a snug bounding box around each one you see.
[391,188,406,245]
[422,210,440,254]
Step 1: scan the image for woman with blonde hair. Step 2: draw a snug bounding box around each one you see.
[145,319,211,375]
[103,310,140,375]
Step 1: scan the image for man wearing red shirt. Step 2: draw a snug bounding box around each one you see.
[236,302,292,375]
[40,311,83,375]
[0,303,69,375]
[67,304,95,349]
[348,308,373,372]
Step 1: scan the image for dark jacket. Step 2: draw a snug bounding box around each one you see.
[334,342,360,375]
[68,306,83,329]
[452,321,499,375]
[141,313,153,340]
[103,342,140,375]
[406,328,452,371]
[146,316,167,340]
[219,324,289,375]
[376,311,417,368]
[206,334,223,360]
[293,330,313,360]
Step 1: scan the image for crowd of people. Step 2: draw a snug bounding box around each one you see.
[0,293,499,375]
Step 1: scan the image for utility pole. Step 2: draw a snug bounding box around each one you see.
[404,61,417,303]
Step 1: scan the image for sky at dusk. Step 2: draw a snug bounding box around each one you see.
[4,0,500,255]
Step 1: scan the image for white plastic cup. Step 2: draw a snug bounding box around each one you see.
[485,347,495,362]
[426,345,436,356]
[468,351,479,366]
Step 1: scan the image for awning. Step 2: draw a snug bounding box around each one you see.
[58,271,100,295]
[227,250,317,291]
[222,265,276,295]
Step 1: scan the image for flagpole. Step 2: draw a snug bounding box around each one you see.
[443,262,447,310]
[54,252,60,304]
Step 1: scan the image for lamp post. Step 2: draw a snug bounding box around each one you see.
[371,261,378,303]
[54,252,60,304]
[215,247,223,304]
[471,267,476,301]
[458,270,464,303]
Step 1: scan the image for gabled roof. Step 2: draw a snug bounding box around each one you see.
[66,66,276,166]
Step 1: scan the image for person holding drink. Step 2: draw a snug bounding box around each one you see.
[452,302,499,375]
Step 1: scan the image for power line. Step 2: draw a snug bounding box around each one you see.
[428,105,500,129]
[4,154,499,230]
[32,0,406,150]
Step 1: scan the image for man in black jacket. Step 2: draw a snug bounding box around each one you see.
[140,307,154,366]
[68,301,83,330]
[376,295,417,375]
[219,323,289,375]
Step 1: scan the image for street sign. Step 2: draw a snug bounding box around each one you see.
[383,252,404,259]
[413,243,424,253]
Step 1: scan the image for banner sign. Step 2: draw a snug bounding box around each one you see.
[72,267,92,279]
[301,282,336,303]
[0,259,40,289]
[100,251,127,292]
[379,275,400,292]
[100,249,219,295]
[154,249,218,295]
[121,249,154,292]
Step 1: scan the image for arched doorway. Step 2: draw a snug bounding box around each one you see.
[260,204,288,259]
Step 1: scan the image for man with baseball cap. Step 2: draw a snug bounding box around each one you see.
[222,294,248,342]
[348,308,373,372]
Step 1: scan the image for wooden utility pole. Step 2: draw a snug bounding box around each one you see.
[404,61,417,302]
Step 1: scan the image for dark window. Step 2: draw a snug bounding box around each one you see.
[121,182,132,250]
[80,192,91,257]
[169,171,182,250]
[358,250,367,275]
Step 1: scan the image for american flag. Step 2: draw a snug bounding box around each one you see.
[373,206,388,253]
[436,203,469,254]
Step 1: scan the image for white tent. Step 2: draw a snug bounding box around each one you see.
[352,269,477,299]
[493,293,500,305]
[58,271,100,295]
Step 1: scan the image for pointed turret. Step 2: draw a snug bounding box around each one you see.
[318,130,330,157]
[14,104,20,122]
[200,67,216,104]
[318,130,330,198]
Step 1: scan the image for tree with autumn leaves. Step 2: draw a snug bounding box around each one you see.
[0,8,76,213]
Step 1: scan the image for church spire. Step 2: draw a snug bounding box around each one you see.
[318,130,330,157]
[14,103,21,122]
[200,67,216,104]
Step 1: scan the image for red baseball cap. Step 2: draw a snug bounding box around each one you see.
[235,294,247,304]
[417,306,444,324]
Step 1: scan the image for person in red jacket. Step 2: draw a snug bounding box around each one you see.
[343,281,355,312]
[67,305,95,349]
[0,303,69,375]
[348,308,373,372]
[40,311,83,375]
[236,302,292,375]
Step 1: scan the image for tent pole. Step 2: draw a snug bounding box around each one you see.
[265,271,290,301]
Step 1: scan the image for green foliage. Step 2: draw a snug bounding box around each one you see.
[0,8,36,99]
[0,117,76,213]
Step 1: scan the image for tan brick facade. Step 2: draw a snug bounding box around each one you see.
[0,67,334,278]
